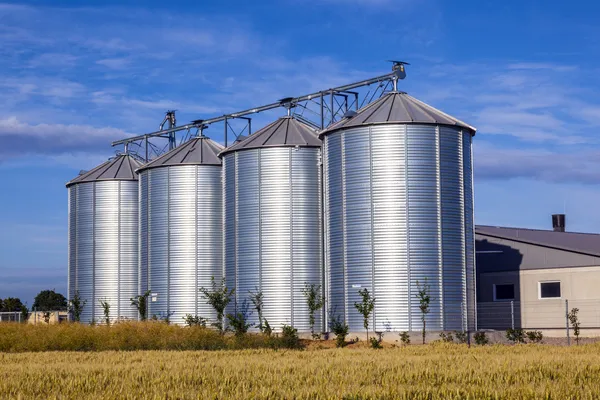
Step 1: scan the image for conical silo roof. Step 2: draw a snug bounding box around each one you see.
[320,91,476,137]
[219,116,321,157]
[66,154,144,187]
[137,135,224,173]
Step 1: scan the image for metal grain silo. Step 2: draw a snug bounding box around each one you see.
[321,91,477,332]
[67,154,143,323]
[137,135,223,324]
[221,116,323,332]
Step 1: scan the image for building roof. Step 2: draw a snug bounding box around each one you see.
[66,154,144,187]
[475,225,600,258]
[320,91,476,137]
[137,136,223,172]
[219,116,321,157]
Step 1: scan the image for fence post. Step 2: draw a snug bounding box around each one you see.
[565,299,570,346]
[510,300,515,330]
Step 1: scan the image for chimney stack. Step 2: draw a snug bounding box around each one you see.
[552,214,566,232]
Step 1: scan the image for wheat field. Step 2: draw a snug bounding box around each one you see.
[2,344,600,399]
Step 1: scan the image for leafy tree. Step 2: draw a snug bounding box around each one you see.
[568,308,581,345]
[99,299,111,326]
[130,290,151,321]
[199,277,234,335]
[416,280,431,345]
[69,291,86,322]
[353,288,375,341]
[249,287,265,333]
[302,283,325,339]
[33,290,68,311]
[0,298,28,322]
[1,297,24,312]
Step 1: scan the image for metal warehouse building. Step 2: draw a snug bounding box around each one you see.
[476,215,600,334]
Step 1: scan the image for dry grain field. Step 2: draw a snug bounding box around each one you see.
[2,344,600,399]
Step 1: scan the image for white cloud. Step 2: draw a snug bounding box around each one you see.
[0,117,130,157]
[96,58,131,70]
[474,142,600,184]
[507,62,578,72]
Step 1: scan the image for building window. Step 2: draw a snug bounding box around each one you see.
[539,281,561,299]
[493,284,515,301]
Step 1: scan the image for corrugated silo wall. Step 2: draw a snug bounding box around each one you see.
[139,165,222,324]
[223,147,323,332]
[323,124,474,332]
[68,181,138,323]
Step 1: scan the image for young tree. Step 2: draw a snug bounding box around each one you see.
[199,277,234,335]
[354,288,375,341]
[69,291,86,322]
[249,287,265,333]
[33,289,68,311]
[568,308,581,345]
[20,304,29,323]
[130,291,151,321]
[226,301,253,337]
[99,299,111,326]
[302,283,325,339]
[416,280,431,345]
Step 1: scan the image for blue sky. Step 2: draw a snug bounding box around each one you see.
[1,0,600,305]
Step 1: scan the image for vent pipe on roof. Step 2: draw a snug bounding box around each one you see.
[552,214,566,232]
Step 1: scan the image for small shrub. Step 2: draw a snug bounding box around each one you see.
[506,328,526,344]
[369,336,382,349]
[455,331,468,344]
[474,331,489,346]
[226,311,252,337]
[439,332,454,343]
[329,313,349,348]
[526,330,543,343]
[183,314,207,327]
[278,325,302,349]
[399,331,410,345]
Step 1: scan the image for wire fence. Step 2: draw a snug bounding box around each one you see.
[478,299,600,335]
[0,312,22,323]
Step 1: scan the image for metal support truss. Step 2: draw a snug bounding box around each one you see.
[112,62,407,161]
